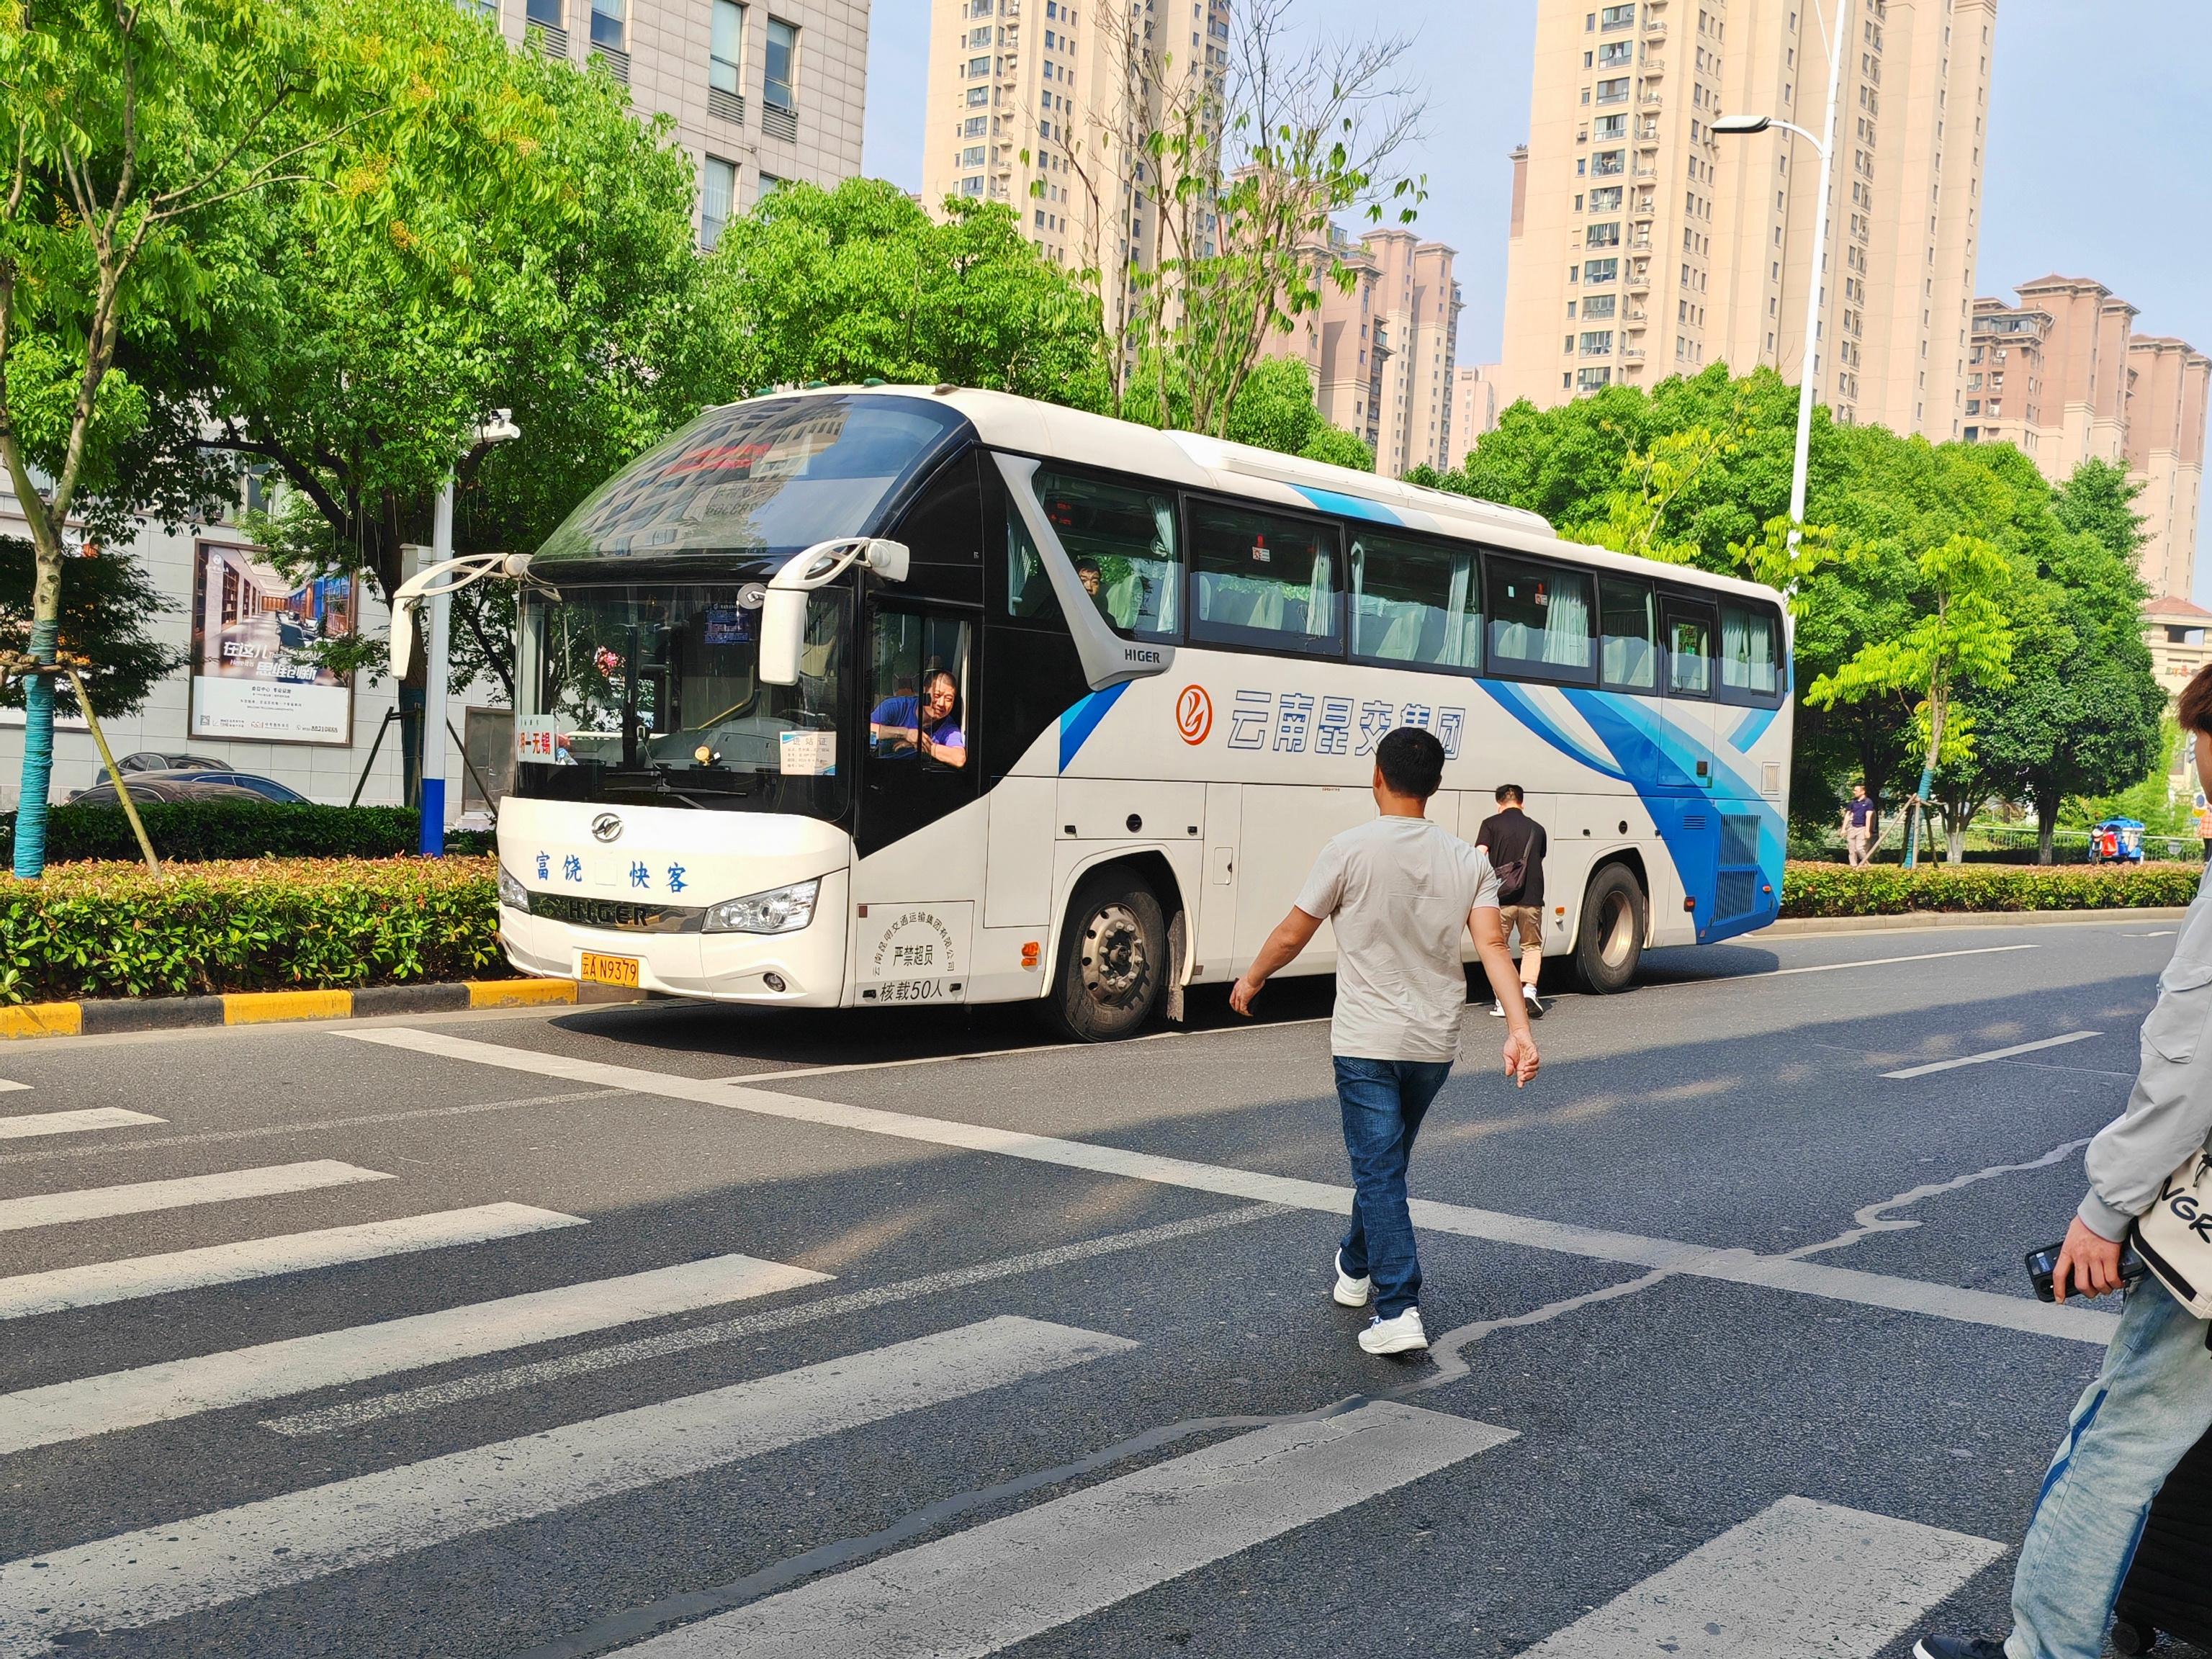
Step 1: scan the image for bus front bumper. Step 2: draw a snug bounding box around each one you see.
[499,868,851,1007]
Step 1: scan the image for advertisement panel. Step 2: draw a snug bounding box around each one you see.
[189,541,356,745]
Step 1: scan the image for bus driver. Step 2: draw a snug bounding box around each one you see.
[869,667,967,768]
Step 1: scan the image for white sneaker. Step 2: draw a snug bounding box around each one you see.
[1359,1306,1428,1354]
[1333,1250,1372,1307]
[1489,1002,1507,1017]
[1522,988,1546,1020]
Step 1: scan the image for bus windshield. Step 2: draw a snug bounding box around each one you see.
[511,583,848,817]
[534,395,969,562]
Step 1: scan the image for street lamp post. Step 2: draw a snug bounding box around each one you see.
[418,412,521,858]
[1712,0,1851,561]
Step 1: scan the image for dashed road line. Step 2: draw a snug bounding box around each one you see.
[0,1159,391,1233]
[0,1106,162,1141]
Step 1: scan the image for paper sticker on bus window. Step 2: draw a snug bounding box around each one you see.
[704,606,752,646]
[780,730,837,775]
[516,715,561,761]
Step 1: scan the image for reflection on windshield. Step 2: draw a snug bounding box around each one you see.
[536,395,968,561]
[513,585,847,814]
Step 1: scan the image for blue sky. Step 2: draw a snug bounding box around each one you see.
[863,0,2212,591]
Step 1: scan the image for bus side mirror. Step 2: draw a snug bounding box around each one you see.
[760,588,807,685]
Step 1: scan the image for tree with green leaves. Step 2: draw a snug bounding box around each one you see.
[1806,534,2015,864]
[0,538,181,720]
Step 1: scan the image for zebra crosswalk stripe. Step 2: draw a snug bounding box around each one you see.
[0,1107,163,1140]
[0,1202,585,1320]
[1511,1496,2006,1659]
[0,1253,832,1456]
[622,1401,1514,1658]
[0,1159,391,1233]
[0,1316,1134,1658]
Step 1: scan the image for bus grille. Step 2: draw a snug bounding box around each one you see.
[1721,815,1761,866]
[1715,871,1758,920]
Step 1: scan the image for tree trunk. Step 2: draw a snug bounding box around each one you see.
[11,615,57,879]
[2035,787,2059,865]
[1946,820,1966,863]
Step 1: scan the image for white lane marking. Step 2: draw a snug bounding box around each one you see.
[343,1030,2123,1346]
[1764,944,2039,978]
[2121,930,2177,937]
[1883,1030,2103,1079]
[0,1107,163,1140]
[1512,1495,2004,1659]
[0,1203,585,1321]
[0,1317,1131,1657]
[262,1204,1285,1436]
[0,1254,829,1456]
[624,1400,1512,1658]
[712,1018,1331,1085]
[0,1159,392,1233]
[0,1079,29,1094]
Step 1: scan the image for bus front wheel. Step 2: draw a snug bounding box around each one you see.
[1047,874,1166,1042]
[1574,863,1646,994]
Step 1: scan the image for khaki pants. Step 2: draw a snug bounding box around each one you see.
[1498,904,1545,988]
[1845,828,1873,868]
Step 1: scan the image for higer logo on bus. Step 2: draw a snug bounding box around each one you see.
[1175,685,1213,745]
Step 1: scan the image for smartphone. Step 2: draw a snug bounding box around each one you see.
[2026,1240,2149,1302]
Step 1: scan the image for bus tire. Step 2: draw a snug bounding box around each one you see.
[1046,873,1166,1042]
[1573,863,1646,994]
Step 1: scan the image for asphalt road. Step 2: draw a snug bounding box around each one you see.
[0,917,2203,1659]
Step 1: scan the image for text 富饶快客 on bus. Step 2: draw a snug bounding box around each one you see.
[436,385,1789,1040]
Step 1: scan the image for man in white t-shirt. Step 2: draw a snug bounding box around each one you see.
[1231,727,1541,1355]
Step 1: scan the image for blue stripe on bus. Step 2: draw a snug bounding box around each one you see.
[1727,705,1779,752]
[1290,486,1404,524]
[1057,680,1133,773]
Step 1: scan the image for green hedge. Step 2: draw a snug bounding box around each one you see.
[0,804,494,863]
[0,858,506,1002]
[1781,859,2206,918]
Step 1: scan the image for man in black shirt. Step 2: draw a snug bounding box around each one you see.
[1475,785,1549,1020]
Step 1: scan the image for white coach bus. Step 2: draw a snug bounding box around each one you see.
[487,385,1792,1039]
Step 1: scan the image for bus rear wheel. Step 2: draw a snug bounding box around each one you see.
[1046,874,1166,1042]
[1574,863,1646,994]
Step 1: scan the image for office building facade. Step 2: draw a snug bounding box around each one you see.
[498,0,871,245]
[1499,0,1993,441]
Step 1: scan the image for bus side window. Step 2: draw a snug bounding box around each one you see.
[1665,604,1714,697]
[1349,530,1481,670]
[1599,577,1656,691]
[1718,601,1782,703]
[1033,468,1180,639]
[1487,556,1596,684]
[889,454,983,607]
[1002,500,1063,624]
[1187,501,1344,657]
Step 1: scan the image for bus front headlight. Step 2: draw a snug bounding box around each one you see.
[702,878,821,935]
[498,866,530,912]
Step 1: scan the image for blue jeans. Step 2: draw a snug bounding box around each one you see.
[2007,1276,2212,1659]
[1333,1057,1453,1318]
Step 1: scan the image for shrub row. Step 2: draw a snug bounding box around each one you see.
[0,858,507,1003]
[0,804,493,863]
[1781,859,2206,918]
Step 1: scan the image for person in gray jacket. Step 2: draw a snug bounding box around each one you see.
[1915,667,2212,1659]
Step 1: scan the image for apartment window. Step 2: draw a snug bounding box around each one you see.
[1581,331,1614,355]
[1599,39,1632,65]
[1586,222,1620,248]
[963,115,986,136]
[1601,2,1635,27]
[1565,335,1576,354]
[961,175,985,197]
[765,17,797,110]
[1594,114,1626,138]
[1583,294,1617,319]
[1596,76,1630,103]
[525,0,565,50]
[1583,258,1617,283]
[1964,399,1979,415]
[709,0,745,120]
[961,145,986,166]
[1578,367,1611,391]
[967,54,989,75]
[589,0,623,49]
[1589,186,1622,211]
[701,156,737,250]
[1592,149,1625,176]
[966,85,988,105]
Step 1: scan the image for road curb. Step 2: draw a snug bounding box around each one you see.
[1763,906,2193,937]
[0,977,583,1040]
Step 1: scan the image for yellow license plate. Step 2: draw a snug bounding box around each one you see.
[579,951,641,989]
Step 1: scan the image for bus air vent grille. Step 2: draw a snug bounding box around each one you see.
[1715,870,1758,920]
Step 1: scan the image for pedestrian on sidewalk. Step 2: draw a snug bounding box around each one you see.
[1230,727,1541,1357]
[1843,783,1879,868]
[1915,671,2212,1659]
[1475,785,1550,1022]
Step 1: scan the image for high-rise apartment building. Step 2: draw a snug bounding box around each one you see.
[921,0,1230,351]
[1445,364,1506,469]
[1968,275,2210,603]
[1499,0,1993,441]
[496,0,871,246]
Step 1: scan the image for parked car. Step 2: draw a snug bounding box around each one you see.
[69,770,310,808]
[91,752,225,786]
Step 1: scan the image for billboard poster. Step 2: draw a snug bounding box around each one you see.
[189,541,357,745]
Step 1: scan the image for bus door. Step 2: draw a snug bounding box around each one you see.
[1660,595,1720,937]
